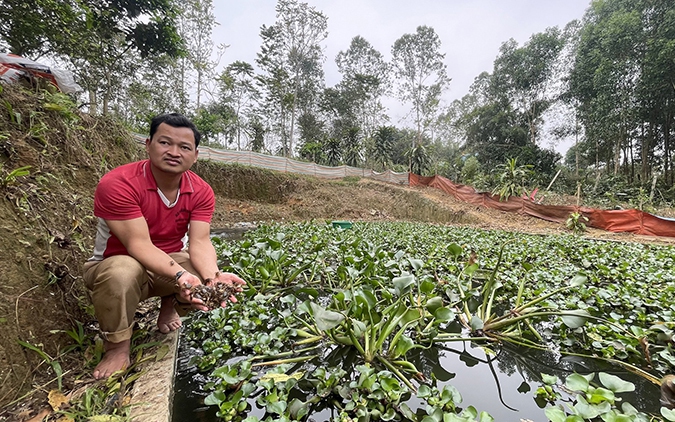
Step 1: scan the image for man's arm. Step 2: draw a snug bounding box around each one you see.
[188,220,246,302]
[105,217,208,310]
[185,220,220,280]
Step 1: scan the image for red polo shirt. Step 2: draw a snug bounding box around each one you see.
[90,160,215,260]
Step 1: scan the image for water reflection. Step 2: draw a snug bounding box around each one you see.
[173,335,662,421]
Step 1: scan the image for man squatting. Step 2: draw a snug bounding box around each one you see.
[83,113,245,379]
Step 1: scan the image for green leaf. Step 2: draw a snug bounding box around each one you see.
[570,275,587,287]
[392,274,415,295]
[661,407,675,421]
[421,279,435,294]
[434,307,455,322]
[541,373,558,385]
[288,398,309,420]
[310,302,345,331]
[204,390,226,406]
[381,407,397,421]
[417,384,432,398]
[586,386,615,404]
[426,296,443,314]
[561,310,590,329]
[598,372,635,393]
[447,243,463,257]
[566,373,591,392]
[573,394,601,419]
[399,403,416,420]
[545,406,569,422]
[470,316,484,331]
[352,320,367,338]
[409,258,424,270]
[477,411,494,422]
[393,335,415,356]
[266,400,287,415]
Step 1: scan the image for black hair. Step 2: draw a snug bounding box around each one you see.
[149,113,202,148]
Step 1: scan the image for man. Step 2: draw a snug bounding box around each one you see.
[83,113,245,379]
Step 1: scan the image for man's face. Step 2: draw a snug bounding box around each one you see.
[145,123,199,175]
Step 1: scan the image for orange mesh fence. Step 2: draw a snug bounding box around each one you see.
[410,173,675,238]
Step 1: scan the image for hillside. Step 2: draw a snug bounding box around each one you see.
[0,85,670,419]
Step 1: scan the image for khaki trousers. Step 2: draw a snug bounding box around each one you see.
[83,252,199,343]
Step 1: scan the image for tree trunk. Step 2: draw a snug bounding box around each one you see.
[88,89,98,116]
[575,111,579,178]
[641,123,650,183]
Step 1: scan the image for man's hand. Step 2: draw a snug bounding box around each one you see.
[206,271,246,308]
[176,272,209,312]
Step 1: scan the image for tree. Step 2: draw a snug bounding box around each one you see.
[492,28,565,145]
[256,0,328,157]
[113,54,186,132]
[371,126,397,171]
[335,36,390,139]
[177,0,225,110]
[218,61,259,150]
[297,112,326,163]
[192,102,234,147]
[391,25,449,170]
[568,0,644,175]
[0,0,183,115]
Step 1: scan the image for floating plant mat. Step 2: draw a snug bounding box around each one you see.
[173,336,661,421]
[176,222,675,421]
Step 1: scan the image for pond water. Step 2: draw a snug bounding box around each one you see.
[172,329,662,421]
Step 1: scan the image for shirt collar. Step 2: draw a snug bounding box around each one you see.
[141,160,195,194]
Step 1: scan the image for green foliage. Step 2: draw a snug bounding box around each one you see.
[17,339,63,390]
[181,221,673,420]
[544,372,649,422]
[566,212,589,234]
[391,25,449,150]
[460,155,481,185]
[57,377,132,420]
[0,164,31,187]
[491,157,534,201]
[407,143,431,175]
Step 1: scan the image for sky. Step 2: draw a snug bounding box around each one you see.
[212,0,592,154]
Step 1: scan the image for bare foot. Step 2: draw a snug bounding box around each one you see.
[93,339,130,380]
[157,296,182,334]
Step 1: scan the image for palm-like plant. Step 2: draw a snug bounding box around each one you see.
[372,126,395,171]
[492,157,534,201]
[407,144,430,175]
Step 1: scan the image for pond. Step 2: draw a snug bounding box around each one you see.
[172,332,662,421]
[172,222,674,421]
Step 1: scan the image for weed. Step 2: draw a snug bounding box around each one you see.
[566,212,589,234]
[43,91,79,123]
[1,164,31,187]
[17,340,64,390]
[341,175,361,184]
[52,321,90,355]
[492,157,534,201]
[3,99,21,125]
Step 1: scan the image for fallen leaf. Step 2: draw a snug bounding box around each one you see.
[25,408,50,422]
[88,415,125,421]
[155,344,170,361]
[259,371,305,383]
[48,389,69,411]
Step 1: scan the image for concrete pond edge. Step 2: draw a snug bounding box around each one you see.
[129,331,178,422]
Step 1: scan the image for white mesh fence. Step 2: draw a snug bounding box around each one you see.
[134,134,409,185]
